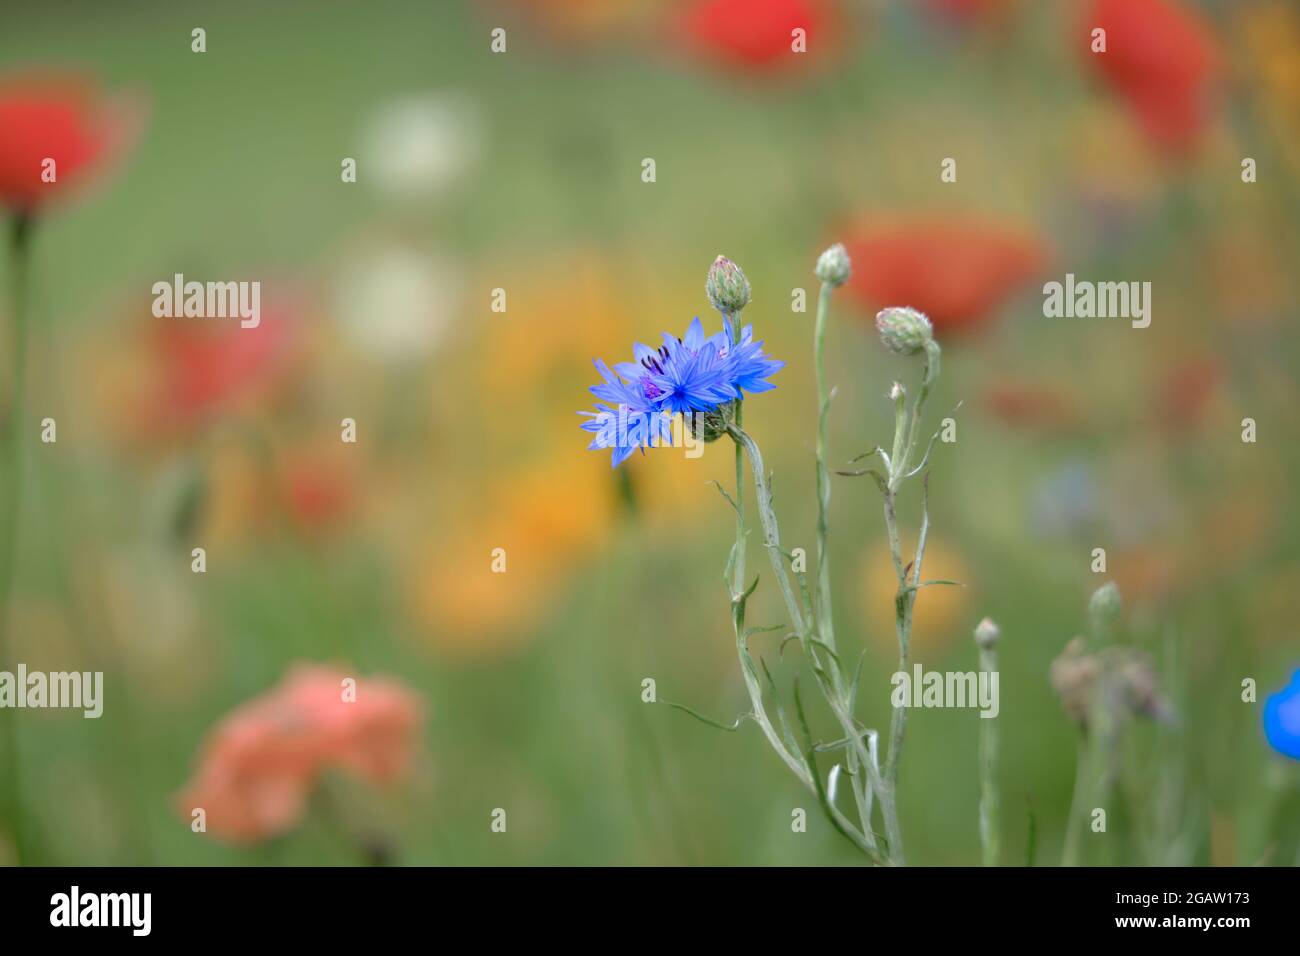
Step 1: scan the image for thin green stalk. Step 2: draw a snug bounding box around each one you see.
[812,282,875,841]
[880,343,941,847]
[901,342,940,472]
[889,476,931,792]
[883,491,908,791]
[978,643,999,866]
[1063,693,1117,866]
[1,214,32,865]
[812,282,835,654]
[1062,740,1089,866]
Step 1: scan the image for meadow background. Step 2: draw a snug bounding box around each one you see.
[1,0,1297,865]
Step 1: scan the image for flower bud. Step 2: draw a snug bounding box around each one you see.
[705,255,751,315]
[815,243,851,287]
[974,617,1001,651]
[685,409,728,444]
[1088,581,1121,629]
[875,306,933,356]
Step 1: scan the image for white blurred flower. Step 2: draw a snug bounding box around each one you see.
[332,241,463,362]
[361,92,482,202]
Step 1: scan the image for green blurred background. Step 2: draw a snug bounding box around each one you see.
[2,0,1297,865]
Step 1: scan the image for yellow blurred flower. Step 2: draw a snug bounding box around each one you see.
[407,451,613,658]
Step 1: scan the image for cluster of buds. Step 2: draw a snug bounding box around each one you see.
[1051,583,1175,728]
[1050,638,1175,728]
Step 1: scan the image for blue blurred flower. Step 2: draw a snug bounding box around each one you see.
[580,316,782,466]
[1264,669,1300,760]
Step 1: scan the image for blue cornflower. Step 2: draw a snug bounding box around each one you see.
[579,360,674,467]
[647,336,735,415]
[580,316,783,466]
[717,317,785,395]
[1264,669,1300,760]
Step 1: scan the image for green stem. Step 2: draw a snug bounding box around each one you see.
[978,644,999,866]
[900,342,940,475]
[878,346,942,857]
[882,497,909,827]
[812,283,835,654]
[1,214,33,865]
[1062,740,1089,866]
[1063,693,1117,866]
[812,283,875,848]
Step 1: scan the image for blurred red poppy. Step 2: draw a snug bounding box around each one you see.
[1081,0,1219,155]
[838,216,1048,335]
[678,0,840,73]
[0,71,143,215]
[147,296,303,432]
